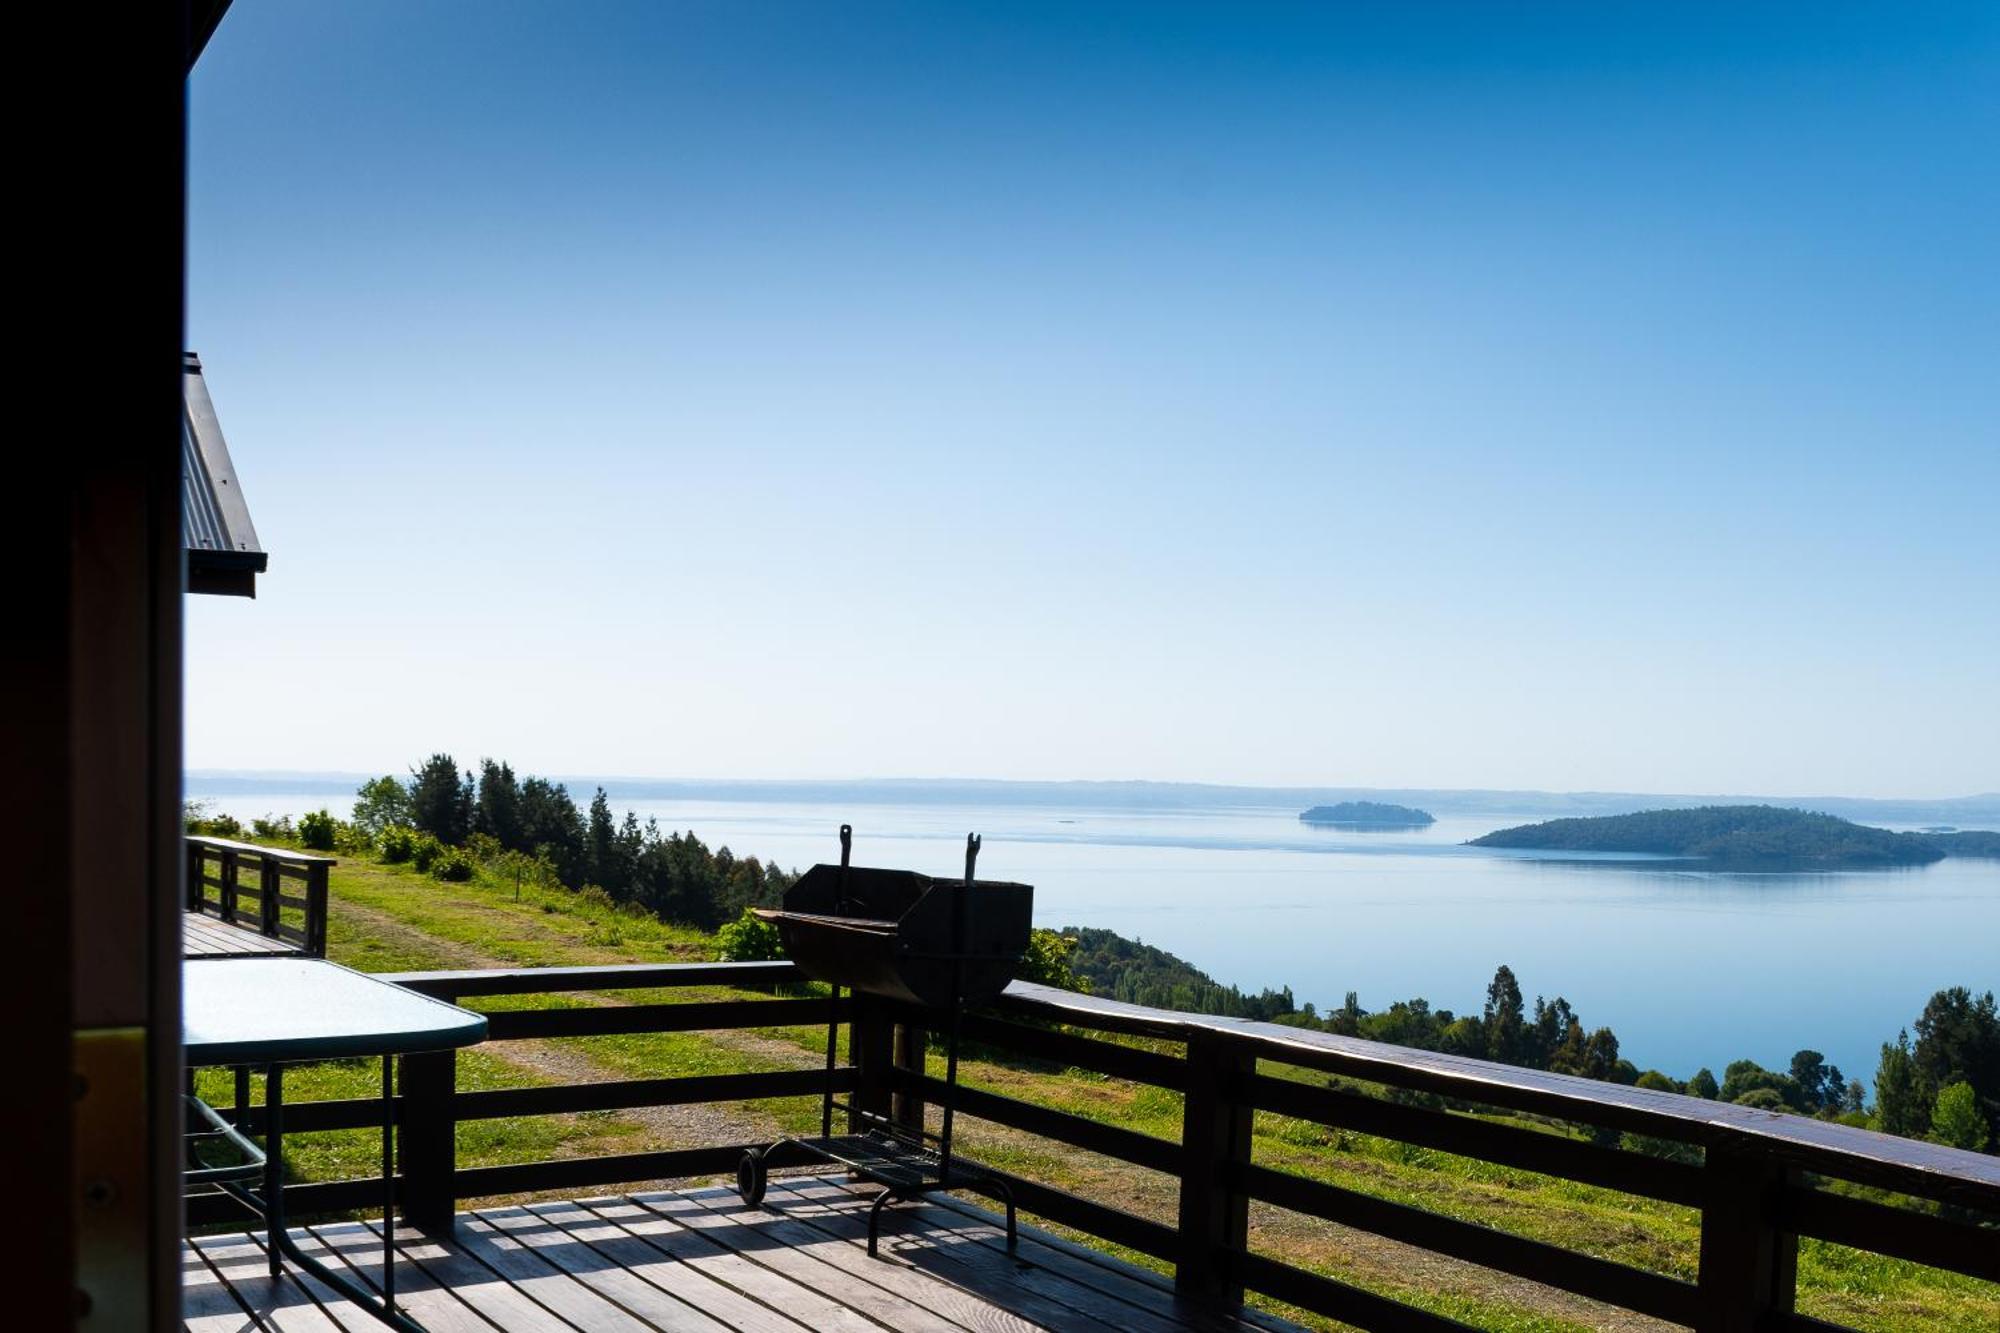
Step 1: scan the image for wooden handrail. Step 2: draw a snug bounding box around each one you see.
[183,835,334,956]
[188,959,1997,1332]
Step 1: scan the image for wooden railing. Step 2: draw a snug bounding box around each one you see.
[184,835,334,955]
[186,960,2000,1332]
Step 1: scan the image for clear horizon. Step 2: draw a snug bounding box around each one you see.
[187,4,1997,798]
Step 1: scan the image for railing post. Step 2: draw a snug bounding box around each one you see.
[219,848,240,923]
[400,1045,456,1233]
[304,861,330,957]
[1176,1031,1255,1306]
[258,856,281,937]
[186,838,206,911]
[1696,1144,1798,1331]
[850,993,893,1131]
[891,1015,929,1137]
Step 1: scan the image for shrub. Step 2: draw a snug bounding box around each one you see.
[716,908,784,962]
[379,826,419,864]
[251,814,295,841]
[298,809,338,852]
[429,848,475,882]
[333,822,374,856]
[410,833,445,873]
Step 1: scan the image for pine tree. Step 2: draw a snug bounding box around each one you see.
[1484,964,1526,1066]
[475,759,524,850]
[586,788,616,890]
[409,753,472,844]
[1873,1031,1930,1137]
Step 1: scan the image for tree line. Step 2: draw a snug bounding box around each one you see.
[1058,929,1998,1154]
[346,753,796,930]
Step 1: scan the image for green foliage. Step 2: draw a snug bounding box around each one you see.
[1733,1087,1788,1111]
[715,908,784,962]
[1873,1031,1929,1137]
[1634,1070,1679,1093]
[1720,1059,1804,1112]
[408,753,473,844]
[297,808,338,852]
[1298,801,1434,826]
[474,759,524,850]
[1484,964,1526,1064]
[183,799,243,838]
[1911,986,2000,1148]
[1686,1067,1719,1100]
[351,775,412,836]
[428,848,475,882]
[1062,927,1292,1019]
[1016,927,1089,992]
[409,832,445,873]
[1929,1081,1988,1151]
[1470,805,1943,867]
[378,825,419,864]
[251,814,294,840]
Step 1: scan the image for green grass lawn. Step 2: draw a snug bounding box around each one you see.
[230,841,1994,1332]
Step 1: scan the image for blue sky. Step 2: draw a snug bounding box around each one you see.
[186,3,1997,796]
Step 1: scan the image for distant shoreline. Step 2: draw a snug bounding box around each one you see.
[184,770,2000,828]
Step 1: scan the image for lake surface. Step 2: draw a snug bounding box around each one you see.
[189,788,1998,1085]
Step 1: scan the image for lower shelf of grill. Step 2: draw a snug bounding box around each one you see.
[785,1129,992,1190]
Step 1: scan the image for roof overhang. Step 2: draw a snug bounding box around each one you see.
[183,352,267,598]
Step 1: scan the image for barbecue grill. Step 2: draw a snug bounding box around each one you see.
[736,826,1032,1255]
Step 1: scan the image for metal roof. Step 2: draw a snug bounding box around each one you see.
[183,352,266,597]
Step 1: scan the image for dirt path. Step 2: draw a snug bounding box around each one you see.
[336,894,1671,1331]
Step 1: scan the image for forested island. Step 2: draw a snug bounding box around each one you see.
[1920,829,2000,858]
[1468,805,1948,867]
[1300,800,1435,827]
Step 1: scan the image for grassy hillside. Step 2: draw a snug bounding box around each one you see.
[210,842,1998,1332]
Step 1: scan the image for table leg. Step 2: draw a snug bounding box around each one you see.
[265,1063,285,1278]
[383,1053,396,1313]
[239,1058,426,1333]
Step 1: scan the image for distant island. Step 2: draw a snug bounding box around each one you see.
[1469,805,1945,868]
[1921,829,2000,858]
[1300,801,1435,827]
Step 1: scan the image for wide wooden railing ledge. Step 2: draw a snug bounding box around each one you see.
[191,958,1998,1333]
[995,979,2000,1208]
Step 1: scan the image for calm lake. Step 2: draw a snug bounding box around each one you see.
[189,788,1998,1085]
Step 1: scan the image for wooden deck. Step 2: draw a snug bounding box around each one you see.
[185,910,302,958]
[184,1173,1303,1332]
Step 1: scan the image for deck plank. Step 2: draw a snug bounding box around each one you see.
[184,911,299,958]
[776,1176,1237,1333]
[765,1178,1131,1333]
[314,1220,559,1332]
[449,1213,672,1332]
[184,1241,264,1333]
[188,1186,1310,1333]
[640,1184,1038,1333]
[471,1207,744,1333]
[191,1233,347,1333]
[562,1198,890,1333]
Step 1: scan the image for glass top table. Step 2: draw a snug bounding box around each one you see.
[184,956,488,1331]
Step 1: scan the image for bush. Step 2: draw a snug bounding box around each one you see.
[251,814,295,841]
[379,826,418,864]
[410,833,445,873]
[333,822,374,856]
[716,908,784,962]
[429,848,475,882]
[298,809,338,852]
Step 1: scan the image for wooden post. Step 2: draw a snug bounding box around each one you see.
[850,993,893,1131]
[258,856,281,937]
[304,862,330,957]
[399,1047,456,1233]
[892,1016,929,1136]
[218,848,239,923]
[1696,1145,1798,1331]
[186,840,205,912]
[1176,1032,1255,1306]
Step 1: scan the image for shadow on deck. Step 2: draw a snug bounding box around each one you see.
[184,1172,1302,1332]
